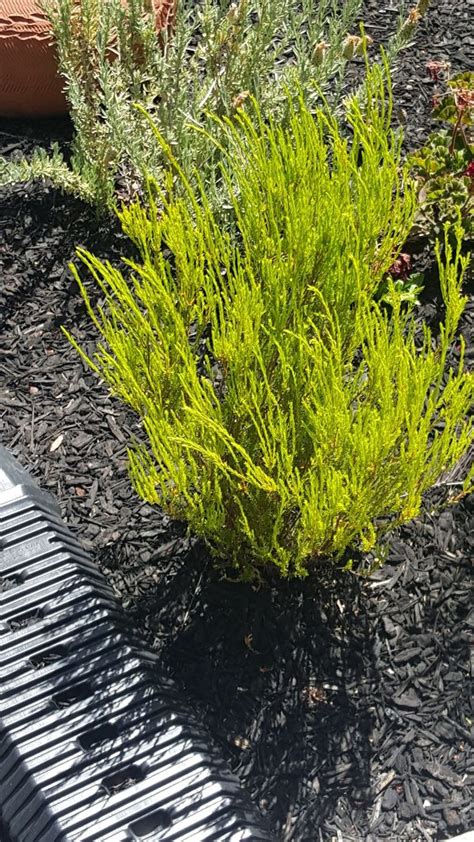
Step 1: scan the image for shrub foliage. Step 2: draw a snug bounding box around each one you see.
[66,71,473,580]
[0,0,431,209]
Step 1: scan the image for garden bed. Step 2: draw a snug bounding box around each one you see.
[0,0,472,840]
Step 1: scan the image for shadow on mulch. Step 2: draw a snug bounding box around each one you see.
[99,536,376,841]
[95,489,473,842]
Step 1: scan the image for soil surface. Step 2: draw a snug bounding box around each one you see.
[0,2,473,840]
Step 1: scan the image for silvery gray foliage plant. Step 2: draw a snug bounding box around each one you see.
[0,0,426,211]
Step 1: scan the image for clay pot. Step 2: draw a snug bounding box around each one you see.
[0,0,175,118]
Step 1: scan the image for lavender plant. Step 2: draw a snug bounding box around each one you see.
[0,0,431,210]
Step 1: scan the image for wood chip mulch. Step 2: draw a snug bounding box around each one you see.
[0,2,472,840]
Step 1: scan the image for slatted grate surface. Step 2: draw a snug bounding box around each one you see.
[0,446,272,842]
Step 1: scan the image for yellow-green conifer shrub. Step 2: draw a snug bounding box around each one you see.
[65,68,473,581]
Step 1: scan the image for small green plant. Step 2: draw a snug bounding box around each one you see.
[378,252,424,306]
[0,0,431,211]
[64,70,473,581]
[409,68,473,244]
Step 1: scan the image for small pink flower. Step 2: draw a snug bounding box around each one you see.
[388,253,411,281]
[465,161,474,179]
[454,87,474,112]
[426,60,450,83]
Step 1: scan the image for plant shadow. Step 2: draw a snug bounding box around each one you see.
[118,540,378,840]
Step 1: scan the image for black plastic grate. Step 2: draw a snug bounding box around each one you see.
[0,446,272,842]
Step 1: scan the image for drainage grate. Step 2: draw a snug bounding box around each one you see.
[0,446,273,842]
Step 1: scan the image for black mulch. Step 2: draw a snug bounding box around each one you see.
[1,1,473,839]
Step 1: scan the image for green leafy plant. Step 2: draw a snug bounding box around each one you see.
[64,71,473,581]
[409,69,473,244]
[378,252,424,306]
[0,0,431,211]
